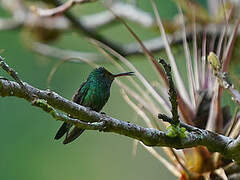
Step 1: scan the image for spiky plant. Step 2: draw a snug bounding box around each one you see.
[42,0,240,179]
[85,1,240,179]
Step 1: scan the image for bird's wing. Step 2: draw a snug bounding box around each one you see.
[54,81,88,140]
[72,81,88,104]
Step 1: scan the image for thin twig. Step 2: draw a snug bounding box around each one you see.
[158,59,179,125]
[50,0,126,56]
[0,55,33,100]
[33,0,97,17]
[32,99,105,130]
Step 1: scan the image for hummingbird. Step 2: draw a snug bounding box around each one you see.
[54,67,134,144]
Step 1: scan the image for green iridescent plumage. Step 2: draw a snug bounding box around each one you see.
[54,67,134,144]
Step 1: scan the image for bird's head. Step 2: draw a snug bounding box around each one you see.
[89,67,134,82]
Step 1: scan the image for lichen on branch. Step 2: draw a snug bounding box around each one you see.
[0,55,240,164]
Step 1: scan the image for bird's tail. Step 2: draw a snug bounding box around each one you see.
[54,122,71,140]
[63,127,85,144]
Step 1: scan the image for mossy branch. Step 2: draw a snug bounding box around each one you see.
[32,99,105,130]
[1,56,240,163]
[157,59,188,138]
[158,58,179,125]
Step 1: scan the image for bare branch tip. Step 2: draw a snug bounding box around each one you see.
[158,113,171,123]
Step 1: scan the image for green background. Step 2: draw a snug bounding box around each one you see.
[0,0,227,180]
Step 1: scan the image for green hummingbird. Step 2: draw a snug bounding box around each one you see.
[54,67,134,144]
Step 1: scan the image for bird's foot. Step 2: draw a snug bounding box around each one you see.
[100,112,106,115]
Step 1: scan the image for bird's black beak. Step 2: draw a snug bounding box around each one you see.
[113,72,134,77]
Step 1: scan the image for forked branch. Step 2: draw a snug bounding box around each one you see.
[0,56,240,163]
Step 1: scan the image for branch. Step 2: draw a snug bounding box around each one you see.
[0,57,240,164]
[0,18,22,30]
[30,23,240,60]
[159,59,179,125]
[49,0,126,56]
[33,0,97,17]
[0,1,154,31]
[32,99,105,130]
[0,55,33,100]
[33,1,154,28]
[2,0,240,57]
[0,78,238,159]
[123,23,240,55]
[0,0,125,55]
[0,0,70,31]
[32,42,103,62]
[81,2,154,29]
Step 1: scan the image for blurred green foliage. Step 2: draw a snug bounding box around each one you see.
[0,1,178,180]
[1,0,238,180]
